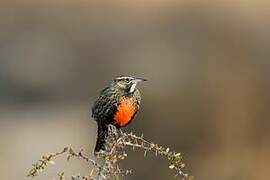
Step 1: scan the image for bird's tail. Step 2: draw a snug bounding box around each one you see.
[94,123,108,153]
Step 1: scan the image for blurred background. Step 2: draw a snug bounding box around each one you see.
[0,0,270,179]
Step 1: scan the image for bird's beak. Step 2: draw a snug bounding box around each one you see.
[133,77,147,83]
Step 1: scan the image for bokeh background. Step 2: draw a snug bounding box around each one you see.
[0,0,270,180]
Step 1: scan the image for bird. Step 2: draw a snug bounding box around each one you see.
[91,76,146,153]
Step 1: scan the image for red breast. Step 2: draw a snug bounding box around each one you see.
[113,96,137,127]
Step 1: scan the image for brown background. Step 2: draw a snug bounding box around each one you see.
[0,0,270,180]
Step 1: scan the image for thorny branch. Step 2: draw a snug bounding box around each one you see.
[27,125,193,180]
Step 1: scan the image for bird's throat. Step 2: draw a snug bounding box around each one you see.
[113,96,137,127]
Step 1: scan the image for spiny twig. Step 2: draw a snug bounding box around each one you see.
[27,125,192,180]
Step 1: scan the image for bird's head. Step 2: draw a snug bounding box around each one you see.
[112,76,147,94]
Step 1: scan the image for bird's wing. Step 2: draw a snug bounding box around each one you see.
[91,87,118,124]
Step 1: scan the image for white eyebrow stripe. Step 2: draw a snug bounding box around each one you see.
[115,76,133,80]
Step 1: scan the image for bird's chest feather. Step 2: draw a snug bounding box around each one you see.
[113,96,137,127]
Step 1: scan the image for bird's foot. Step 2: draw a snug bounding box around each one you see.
[107,124,117,132]
[107,124,118,138]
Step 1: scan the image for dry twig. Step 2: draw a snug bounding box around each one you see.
[27,125,192,180]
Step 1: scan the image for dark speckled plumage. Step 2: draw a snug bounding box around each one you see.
[92,76,145,153]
